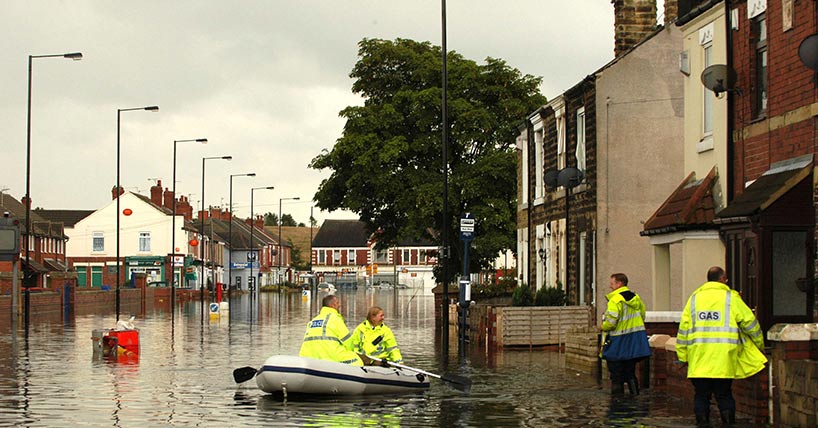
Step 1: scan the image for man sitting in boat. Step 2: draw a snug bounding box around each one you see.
[352,306,403,365]
[299,294,364,366]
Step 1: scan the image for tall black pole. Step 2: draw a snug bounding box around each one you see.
[23,52,82,329]
[229,177,233,300]
[201,158,206,310]
[172,140,178,313]
[250,188,255,296]
[24,55,32,329]
[116,109,121,321]
[441,0,450,352]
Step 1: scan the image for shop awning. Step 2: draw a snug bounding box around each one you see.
[716,154,813,220]
[641,167,718,236]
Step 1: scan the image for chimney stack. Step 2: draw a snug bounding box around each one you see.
[111,186,124,200]
[613,0,657,57]
[150,180,163,206]
[163,187,174,210]
[663,0,678,26]
[177,196,193,221]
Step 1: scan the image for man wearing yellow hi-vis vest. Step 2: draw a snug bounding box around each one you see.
[600,273,651,395]
[300,294,364,366]
[676,266,766,427]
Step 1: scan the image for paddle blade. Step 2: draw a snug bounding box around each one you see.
[441,373,472,393]
[233,366,259,383]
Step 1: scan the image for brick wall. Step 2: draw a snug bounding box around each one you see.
[768,324,818,428]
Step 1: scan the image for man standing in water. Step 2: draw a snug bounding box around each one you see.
[601,273,651,395]
[299,294,364,366]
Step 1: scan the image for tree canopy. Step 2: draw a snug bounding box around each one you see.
[311,38,545,280]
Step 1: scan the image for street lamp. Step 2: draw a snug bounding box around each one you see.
[229,172,256,301]
[170,138,207,312]
[200,155,232,305]
[116,105,159,322]
[278,196,300,314]
[249,186,274,295]
[24,51,82,328]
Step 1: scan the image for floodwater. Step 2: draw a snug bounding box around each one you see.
[0,289,723,427]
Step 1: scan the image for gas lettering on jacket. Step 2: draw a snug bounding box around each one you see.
[697,311,720,321]
[310,320,324,328]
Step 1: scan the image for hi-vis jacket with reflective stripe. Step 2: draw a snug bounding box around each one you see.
[676,281,765,379]
[352,320,403,363]
[299,306,363,366]
[601,286,651,361]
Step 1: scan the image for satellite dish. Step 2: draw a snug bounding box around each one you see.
[544,170,559,189]
[557,167,584,188]
[798,34,818,71]
[701,64,738,96]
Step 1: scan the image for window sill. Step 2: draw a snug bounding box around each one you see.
[697,136,714,153]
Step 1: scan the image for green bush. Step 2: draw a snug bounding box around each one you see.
[472,278,516,298]
[535,286,566,306]
[512,284,535,307]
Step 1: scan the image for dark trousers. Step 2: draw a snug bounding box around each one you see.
[690,378,735,416]
[607,359,637,386]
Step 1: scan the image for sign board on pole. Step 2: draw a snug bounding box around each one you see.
[459,213,475,241]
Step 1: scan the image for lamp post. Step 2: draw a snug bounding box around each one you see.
[278,196,300,315]
[229,173,256,301]
[116,105,159,322]
[250,186,275,296]
[200,156,232,306]
[24,51,82,329]
[171,138,207,312]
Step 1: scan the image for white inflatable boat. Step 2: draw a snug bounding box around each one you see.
[255,355,430,395]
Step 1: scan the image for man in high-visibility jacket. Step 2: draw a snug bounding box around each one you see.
[676,266,766,427]
[601,273,651,395]
[299,294,364,366]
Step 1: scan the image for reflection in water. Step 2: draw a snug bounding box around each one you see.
[0,289,695,427]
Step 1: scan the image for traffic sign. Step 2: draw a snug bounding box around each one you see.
[460,213,475,241]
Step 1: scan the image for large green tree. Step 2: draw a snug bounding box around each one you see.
[311,38,545,281]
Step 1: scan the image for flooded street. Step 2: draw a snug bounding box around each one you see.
[0,289,701,427]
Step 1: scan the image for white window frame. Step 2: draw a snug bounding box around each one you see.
[519,133,529,206]
[347,249,356,265]
[333,249,341,264]
[403,249,410,263]
[702,43,714,137]
[576,107,586,172]
[533,116,544,203]
[138,231,151,252]
[318,250,326,264]
[92,231,104,252]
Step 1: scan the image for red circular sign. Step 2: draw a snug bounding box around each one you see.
[123,208,133,216]
[189,239,199,247]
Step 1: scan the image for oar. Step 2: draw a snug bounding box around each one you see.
[367,355,472,393]
[233,366,259,384]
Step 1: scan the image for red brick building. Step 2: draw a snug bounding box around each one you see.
[716,0,817,330]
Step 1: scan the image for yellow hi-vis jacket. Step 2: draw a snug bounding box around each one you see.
[676,281,766,379]
[299,306,363,366]
[351,320,403,363]
[601,286,651,361]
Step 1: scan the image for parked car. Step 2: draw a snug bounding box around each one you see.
[318,282,336,292]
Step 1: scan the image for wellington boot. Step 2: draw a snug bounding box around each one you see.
[626,378,639,395]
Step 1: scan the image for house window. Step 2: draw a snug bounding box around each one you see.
[92,232,104,252]
[420,249,427,263]
[318,250,326,264]
[347,249,356,265]
[91,266,103,287]
[403,249,410,263]
[520,133,529,204]
[333,249,341,264]
[77,267,87,287]
[703,43,714,135]
[139,232,151,252]
[556,107,566,171]
[534,125,544,200]
[576,107,586,171]
[753,15,767,118]
[375,249,388,264]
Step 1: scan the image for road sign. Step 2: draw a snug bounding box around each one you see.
[460,213,475,241]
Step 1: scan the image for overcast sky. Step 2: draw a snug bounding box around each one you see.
[1,1,617,226]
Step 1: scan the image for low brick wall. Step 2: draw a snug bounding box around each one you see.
[768,323,818,428]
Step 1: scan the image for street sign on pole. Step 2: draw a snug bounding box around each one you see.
[459,212,474,241]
